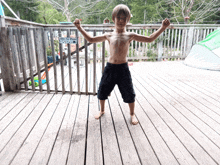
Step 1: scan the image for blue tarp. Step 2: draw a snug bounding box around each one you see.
[0,4,4,16]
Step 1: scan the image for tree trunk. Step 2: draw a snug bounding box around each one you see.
[66,14,71,22]
[64,0,71,22]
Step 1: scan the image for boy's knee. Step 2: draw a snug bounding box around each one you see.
[97,94,108,100]
[97,88,110,100]
[123,93,135,103]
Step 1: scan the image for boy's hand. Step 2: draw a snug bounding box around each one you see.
[74,18,81,29]
[162,18,170,29]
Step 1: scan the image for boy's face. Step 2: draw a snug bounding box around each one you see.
[113,13,128,29]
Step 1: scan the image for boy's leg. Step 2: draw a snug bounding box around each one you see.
[116,64,138,125]
[128,102,139,125]
[95,99,105,119]
[96,63,116,120]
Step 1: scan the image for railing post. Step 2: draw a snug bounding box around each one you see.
[93,30,96,95]
[186,26,194,56]
[157,32,163,61]
[76,29,80,94]
[10,28,21,90]
[102,30,105,73]
[0,16,16,91]
[18,28,28,90]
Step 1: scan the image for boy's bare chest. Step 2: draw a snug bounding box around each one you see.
[108,34,131,47]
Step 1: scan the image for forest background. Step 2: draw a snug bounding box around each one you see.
[2,0,220,25]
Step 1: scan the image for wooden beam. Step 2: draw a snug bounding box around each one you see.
[50,28,58,93]
[33,28,43,92]
[0,27,16,91]
[58,28,65,94]
[93,30,96,95]
[25,28,35,91]
[67,29,73,94]
[42,28,50,93]
[17,28,28,90]
[9,27,20,90]
[102,30,105,74]
[85,38,88,95]
[76,30,80,94]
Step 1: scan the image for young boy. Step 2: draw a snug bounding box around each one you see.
[74,4,170,125]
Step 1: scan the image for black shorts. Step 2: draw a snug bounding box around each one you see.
[97,62,135,103]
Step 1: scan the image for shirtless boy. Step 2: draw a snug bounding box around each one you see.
[74,4,170,125]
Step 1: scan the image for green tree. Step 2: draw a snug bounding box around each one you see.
[35,1,67,24]
[81,0,115,24]
[3,0,39,21]
[130,0,162,24]
[156,0,220,24]
[79,0,134,24]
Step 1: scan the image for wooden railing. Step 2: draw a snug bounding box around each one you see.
[0,72,2,94]
[0,15,219,93]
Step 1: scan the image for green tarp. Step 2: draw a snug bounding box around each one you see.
[184,29,220,71]
[198,29,220,51]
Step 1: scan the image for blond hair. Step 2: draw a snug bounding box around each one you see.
[112,4,131,22]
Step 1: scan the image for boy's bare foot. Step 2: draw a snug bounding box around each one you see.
[95,111,105,119]
[131,114,139,125]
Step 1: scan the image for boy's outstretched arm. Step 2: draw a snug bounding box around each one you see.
[74,18,107,43]
[132,18,170,43]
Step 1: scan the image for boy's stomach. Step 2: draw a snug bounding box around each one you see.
[108,56,128,64]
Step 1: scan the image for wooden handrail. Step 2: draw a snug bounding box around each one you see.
[19,42,93,84]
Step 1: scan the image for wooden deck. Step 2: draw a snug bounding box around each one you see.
[0,61,220,165]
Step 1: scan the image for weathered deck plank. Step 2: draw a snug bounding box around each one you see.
[86,95,103,165]
[66,95,89,164]
[0,92,12,102]
[1,61,220,165]
[29,94,71,165]
[108,86,141,164]
[130,62,220,164]
[150,73,220,128]
[114,86,161,165]
[66,63,88,165]
[0,92,29,120]
[130,78,186,164]
[10,94,63,165]
[131,71,215,164]
[0,93,53,164]
[96,64,122,165]
[0,93,38,134]
[48,94,79,165]
[0,93,43,151]
[0,92,21,110]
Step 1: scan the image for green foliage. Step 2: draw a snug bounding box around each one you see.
[35,1,67,24]
[79,0,114,24]
[54,40,59,53]
[46,46,52,56]
[129,47,135,57]
[156,0,220,24]
[146,50,157,61]
[47,39,59,56]
[3,0,39,21]
[2,0,219,24]
[130,0,162,24]
[105,50,108,57]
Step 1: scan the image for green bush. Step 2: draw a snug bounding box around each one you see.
[46,47,52,56]
[105,50,108,57]
[146,50,157,61]
[129,47,135,57]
